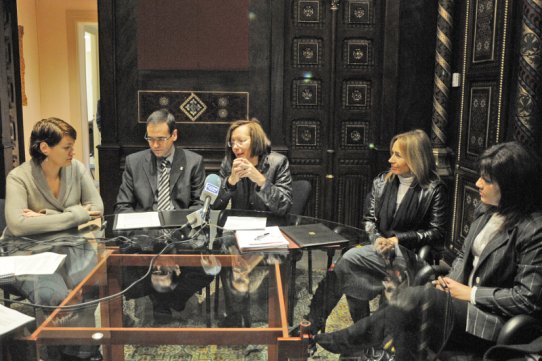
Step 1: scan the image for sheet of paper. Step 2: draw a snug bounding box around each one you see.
[115,211,161,230]
[0,252,67,277]
[0,304,35,335]
[236,226,289,251]
[223,216,267,231]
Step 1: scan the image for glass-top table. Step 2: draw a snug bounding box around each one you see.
[0,210,368,361]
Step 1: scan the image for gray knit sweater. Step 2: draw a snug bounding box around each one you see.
[4,159,103,236]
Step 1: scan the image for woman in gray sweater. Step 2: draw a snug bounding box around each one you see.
[4,117,103,237]
[4,118,104,361]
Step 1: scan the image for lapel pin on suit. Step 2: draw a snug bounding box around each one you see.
[180,166,184,171]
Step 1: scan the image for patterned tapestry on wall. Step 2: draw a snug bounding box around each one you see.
[513,0,542,152]
[455,173,480,254]
[465,83,498,161]
[138,91,249,123]
[472,0,497,63]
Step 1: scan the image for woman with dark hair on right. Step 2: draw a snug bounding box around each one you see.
[316,142,542,360]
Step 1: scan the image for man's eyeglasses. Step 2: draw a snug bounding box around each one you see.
[227,139,249,147]
[144,134,172,144]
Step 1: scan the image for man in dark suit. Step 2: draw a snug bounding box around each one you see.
[114,109,213,320]
[115,109,205,212]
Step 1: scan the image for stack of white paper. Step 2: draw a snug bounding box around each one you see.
[0,305,35,335]
[0,252,67,278]
[235,226,290,252]
[223,216,267,231]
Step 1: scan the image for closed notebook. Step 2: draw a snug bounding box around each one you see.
[279,223,349,248]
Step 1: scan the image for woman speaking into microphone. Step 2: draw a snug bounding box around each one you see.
[212,118,293,327]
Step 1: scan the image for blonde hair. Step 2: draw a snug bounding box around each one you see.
[225,118,271,163]
[384,129,438,187]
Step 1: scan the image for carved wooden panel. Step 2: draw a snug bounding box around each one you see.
[294,0,324,27]
[293,38,323,67]
[0,0,24,198]
[448,0,515,259]
[343,0,374,27]
[472,0,498,63]
[138,90,249,123]
[292,79,322,108]
[343,39,373,68]
[341,121,369,149]
[291,119,321,150]
[464,83,499,162]
[450,171,480,255]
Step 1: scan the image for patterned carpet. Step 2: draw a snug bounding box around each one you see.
[121,268,355,361]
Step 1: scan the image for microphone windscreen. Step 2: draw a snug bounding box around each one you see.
[200,174,221,202]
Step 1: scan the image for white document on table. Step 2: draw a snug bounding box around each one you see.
[223,216,267,231]
[0,305,35,335]
[114,211,161,230]
[0,252,67,277]
[235,226,289,251]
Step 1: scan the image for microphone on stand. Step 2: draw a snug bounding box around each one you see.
[186,174,221,228]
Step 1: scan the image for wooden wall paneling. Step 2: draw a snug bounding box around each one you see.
[98,0,285,214]
[0,0,23,198]
[447,0,515,259]
[448,168,479,262]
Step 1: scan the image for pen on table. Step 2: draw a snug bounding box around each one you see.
[255,232,270,240]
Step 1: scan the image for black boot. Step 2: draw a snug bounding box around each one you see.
[346,296,370,322]
[315,307,387,355]
[303,269,344,335]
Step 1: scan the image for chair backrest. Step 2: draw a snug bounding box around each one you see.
[290,180,312,216]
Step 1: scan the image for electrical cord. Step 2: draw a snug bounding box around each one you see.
[0,224,208,311]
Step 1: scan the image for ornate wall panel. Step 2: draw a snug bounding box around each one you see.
[293,38,323,67]
[342,80,371,109]
[343,0,374,27]
[0,0,24,198]
[292,79,322,108]
[341,121,369,149]
[294,0,324,27]
[343,39,373,68]
[448,0,516,261]
[464,83,498,161]
[472,0,498,63]
[450,171,480,255]
[291,119,321,150]
[138,90,249,123]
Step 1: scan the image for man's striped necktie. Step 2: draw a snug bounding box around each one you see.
[157,159,172,211]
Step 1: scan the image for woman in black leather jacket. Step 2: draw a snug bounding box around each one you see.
[301,129,448,336]
[212,118,292,215]
[211,119,293,327]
